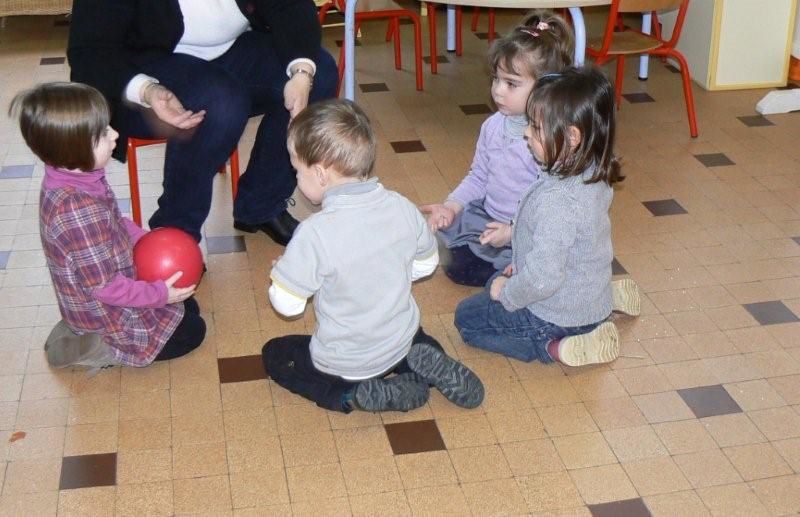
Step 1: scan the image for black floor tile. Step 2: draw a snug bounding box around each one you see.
[206,236,246,254]
[589,498,652,517]
[642,199,688,216]
[743,300,800,326]
[423,55,450,64]
[623,92,655,103]
[679,385,742,418]
[459,103,493,115]
[360,83,390,93]
[39,57,65,65]
[694,153,735,167]
[390,140,426,153]
[738,115,774,127]
[59,453,117,490]
[612,258,628,275]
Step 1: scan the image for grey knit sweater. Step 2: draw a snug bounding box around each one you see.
[498,167,613,327]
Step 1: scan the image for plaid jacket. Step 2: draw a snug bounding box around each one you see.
[39,175,183,366]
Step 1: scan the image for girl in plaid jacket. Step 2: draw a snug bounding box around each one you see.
[10,82,206,368]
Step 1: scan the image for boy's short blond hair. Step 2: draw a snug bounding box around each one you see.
[287,99,376,179]
[9,82,110,172]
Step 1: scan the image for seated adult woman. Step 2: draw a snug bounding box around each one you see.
[67,0,338,245]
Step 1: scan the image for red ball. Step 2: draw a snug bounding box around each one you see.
[133,227,204,288]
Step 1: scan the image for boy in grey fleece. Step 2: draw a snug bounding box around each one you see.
[263,99,484,413]
[455,67,625,367]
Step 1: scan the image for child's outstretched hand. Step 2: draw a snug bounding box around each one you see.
[502,264,514,277]
[165,272,196,304]
[420,203,458,231]
[489,275,507,301]
[479,222,512,248]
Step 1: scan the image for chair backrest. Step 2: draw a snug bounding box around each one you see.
[618,0,684,13]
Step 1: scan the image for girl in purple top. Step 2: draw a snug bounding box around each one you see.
[421,11,574,287]
[10,82,206,368]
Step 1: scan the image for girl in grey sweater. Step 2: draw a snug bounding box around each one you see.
[455,67,626,367]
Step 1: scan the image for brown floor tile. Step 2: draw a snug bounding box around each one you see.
[218,355,267,384]
[384,419,446,455]
[58,453,116,490]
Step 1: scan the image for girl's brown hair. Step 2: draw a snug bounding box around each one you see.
[8,82,110,172]
[488,10,575,80]
[527,66,623,185]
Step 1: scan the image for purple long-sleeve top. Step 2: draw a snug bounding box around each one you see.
[447,112,539,224]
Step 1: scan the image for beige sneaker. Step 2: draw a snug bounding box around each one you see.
[558,321,620,367]
[44,320,118,370]
[612,278,640,316]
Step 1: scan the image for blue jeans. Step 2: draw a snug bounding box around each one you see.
[454,290,602,363]
[119,31,337,241]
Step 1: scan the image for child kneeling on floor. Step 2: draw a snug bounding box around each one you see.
[262,99,484,413]
[455,67,625,366]
[9,83,205,369]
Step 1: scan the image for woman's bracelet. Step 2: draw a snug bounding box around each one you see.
[289,67,314,86]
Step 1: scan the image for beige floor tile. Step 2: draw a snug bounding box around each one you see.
[19,372,71,401]
[15,399,68,429]
[120,362,170,393]
[749,474,800,516]
[436,413,497,449]
[223,408,278,442]
[226,436,284,473]
[115,481,174,517]
[7,426,64,460]
[405,484,470,515]
[701,413,765,448]
[394,449,458,489]
[281,430,339,467]
[516,471,583,513]
[349,491,410,517]
[66,395,119,425]
[553,432,617,470]
[603,425,668,463]
[117,418,171,452]
[274,403,332,435]
[2,458,61,495]
[644,490,710,517]
[485,408,546,444]
[567,370,628,401]
[0,491,59,516]
[333,425,393,462]
[0,401,18,431]
[220,380,272,412]
[169,383,222,417]
[448,444,512,483]
[57,486,116,516]
[462,478,528,515]
[229,468,289,509]
[120,389,170,421]
[63,422,118,456]
[520,376,581,407]
[340,456,403,496]
[500,438,565,477]
[569,464,638,505]
[723,442,793,481]
[622,456,691,496]
[725,379,787,411]
[291,496,350,516]
[696,483,771,517]
[286,463,346,503]
[172,475,232,514]
[171,411,226,446]
[117,448,172,485]
[673,449,743,488]
[614,366,673,396]
[772,437,800,472]
[748,405,800,441]
[659,360,721,389]
[632,391,694,423]
[768,374,800,405]
[683,331,739,359]
[583,396,647,431]
[652,420,719,455]
[536,403,598,437]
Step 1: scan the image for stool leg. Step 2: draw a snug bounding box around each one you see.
[455,6,463,56]
[487,9,495,44]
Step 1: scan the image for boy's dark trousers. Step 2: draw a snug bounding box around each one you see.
[262,328,443,413]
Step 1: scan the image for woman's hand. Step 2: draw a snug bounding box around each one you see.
[284,72,313,119]
[142,83,206,130]
[489,275,507,301]
[479,221,512,248]
[164,271,196,304]
[419,201,461,231]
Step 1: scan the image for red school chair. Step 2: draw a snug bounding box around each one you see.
[126,137,240,226]
[318,0,425,93]
[586,0,698,138]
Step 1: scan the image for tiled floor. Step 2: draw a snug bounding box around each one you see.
[1,7,800,516]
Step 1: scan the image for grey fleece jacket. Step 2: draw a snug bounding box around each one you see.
[498,167,614,327]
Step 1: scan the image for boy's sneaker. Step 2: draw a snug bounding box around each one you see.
[44,320,119,369]
[612,278,640,316]
[406,343,484,409]
[558,321,620,367]
[353,373,430,412]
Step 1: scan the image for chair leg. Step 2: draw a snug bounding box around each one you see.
[471,6,479,32]
[409,13,424,90]
[385,18,395,42]
[668,50,699,137]
[229,149,240,199]
[614,56,625,109]
[336,41,345,97]
[427,2,438,74]
[455,5,463,56]
[393,18,402,70]
[126,144,142,227]
[487,9,495,44]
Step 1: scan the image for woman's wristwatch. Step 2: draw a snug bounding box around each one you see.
[289,67,314,87]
